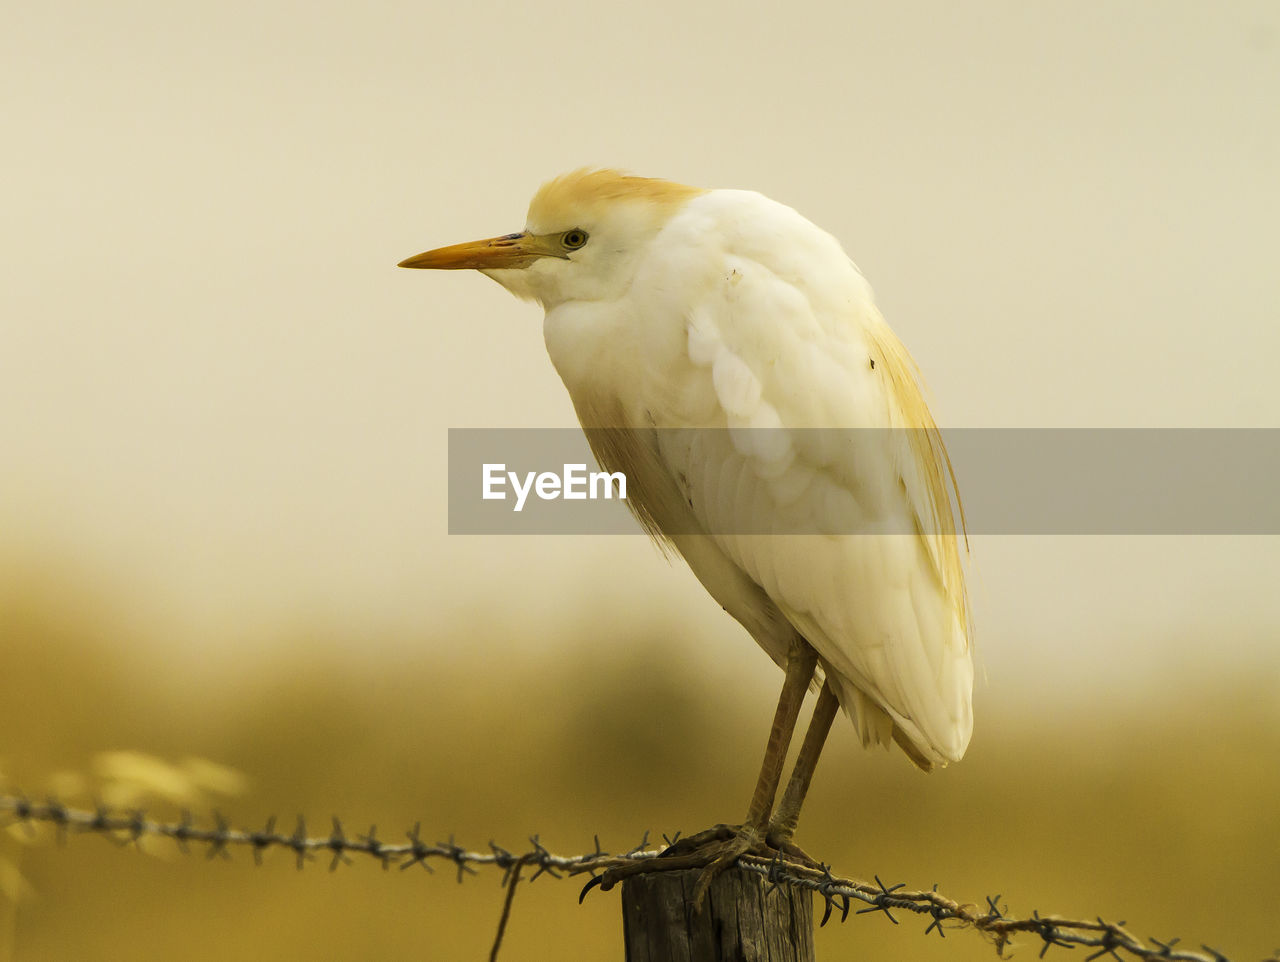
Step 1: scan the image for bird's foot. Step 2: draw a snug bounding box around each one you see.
[585,822,806,912]
[659,821,822,870]
[763,826,823,871]
[657,822,739,855]
[684,823,765,908]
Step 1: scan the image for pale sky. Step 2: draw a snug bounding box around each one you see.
[2,1,1278,702]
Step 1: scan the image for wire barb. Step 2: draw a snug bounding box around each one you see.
[327,817,352,872]
[1029,910,1075,957]
[855,875,905,925]
[248,815,277,866]
[401,821,434,873]
[358,825,391,870]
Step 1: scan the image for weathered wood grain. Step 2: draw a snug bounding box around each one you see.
[621,866,815,961]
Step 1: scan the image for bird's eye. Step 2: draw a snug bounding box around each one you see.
[561,229,589,251]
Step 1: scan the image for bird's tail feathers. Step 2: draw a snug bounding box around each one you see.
[839,681,942,773]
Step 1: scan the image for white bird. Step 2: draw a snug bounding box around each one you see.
[399,169,972,896]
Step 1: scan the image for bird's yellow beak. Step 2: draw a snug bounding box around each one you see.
[397,232,563,271]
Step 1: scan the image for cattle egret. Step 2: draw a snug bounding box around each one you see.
[399,169,972,899]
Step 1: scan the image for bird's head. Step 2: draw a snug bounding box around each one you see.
[398,168,705,309]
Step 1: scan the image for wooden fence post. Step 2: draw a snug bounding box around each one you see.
[621,866,814,961]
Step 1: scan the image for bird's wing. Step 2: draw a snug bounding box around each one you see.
[637,203,973,766]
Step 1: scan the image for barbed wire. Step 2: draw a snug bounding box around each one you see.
[1,794,1272,962]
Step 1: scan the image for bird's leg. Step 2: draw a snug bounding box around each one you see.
[742,638,820,830]
[766,679,839,865]
[587,637,818,904]
[679,637,819,906]
[662,635,819,855]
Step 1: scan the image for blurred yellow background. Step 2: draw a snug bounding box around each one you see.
[1,0,1278,959]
